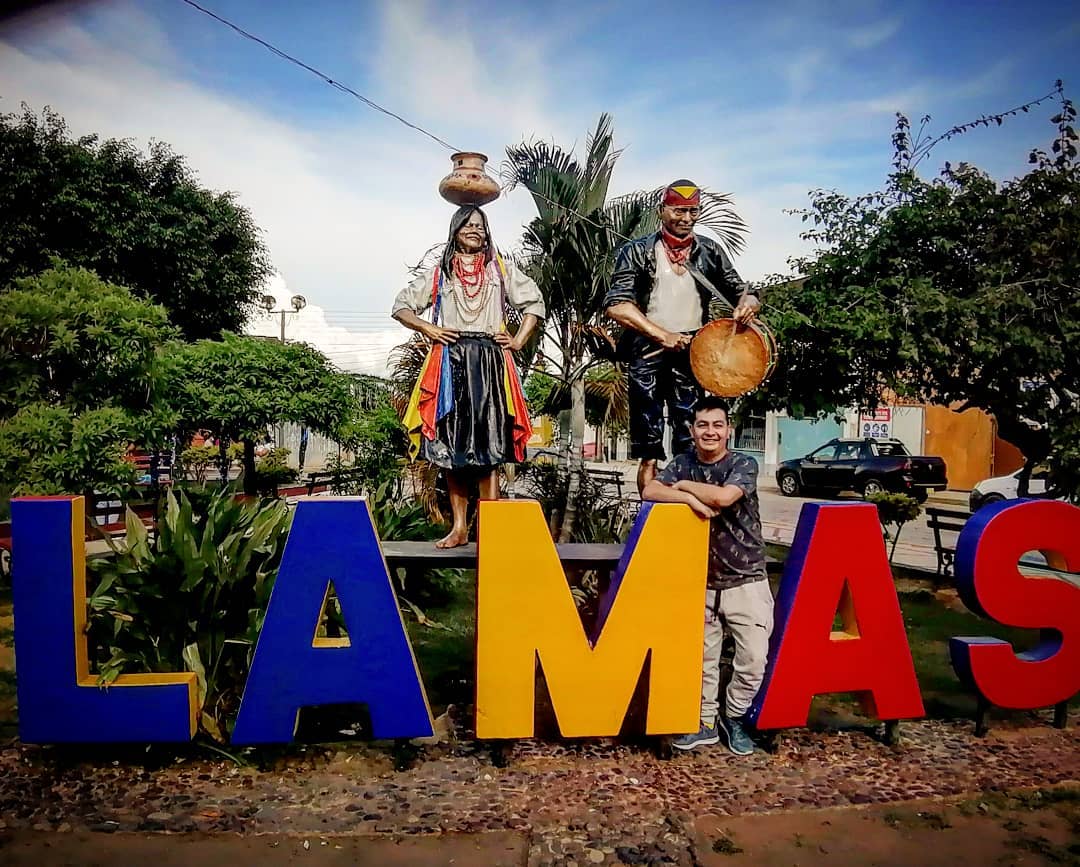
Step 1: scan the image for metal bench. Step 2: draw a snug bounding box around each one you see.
[925,505,970,578]
[583,466,642,537]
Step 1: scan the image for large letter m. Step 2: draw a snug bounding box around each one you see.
[476,500,708,738]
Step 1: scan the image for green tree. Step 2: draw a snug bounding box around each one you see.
[0,105,272,339]
[0,267,176,509]
[503,114,747,538]
[162,334,362,495]
[758,98,1080,499]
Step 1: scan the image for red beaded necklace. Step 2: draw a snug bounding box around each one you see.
[453,252,487,297]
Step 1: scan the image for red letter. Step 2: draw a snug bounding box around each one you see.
[950,499,1080,709]
[750,503,924,729]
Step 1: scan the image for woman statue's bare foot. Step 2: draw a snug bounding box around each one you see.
[435,528,468,549]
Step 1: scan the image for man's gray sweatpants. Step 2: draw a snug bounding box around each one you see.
[701,579,774,724]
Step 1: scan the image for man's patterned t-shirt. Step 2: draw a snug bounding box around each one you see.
[657,450,765,590]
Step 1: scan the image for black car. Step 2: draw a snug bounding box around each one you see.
[776,438,948,501]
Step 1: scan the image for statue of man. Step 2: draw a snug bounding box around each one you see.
[605,179,760,494]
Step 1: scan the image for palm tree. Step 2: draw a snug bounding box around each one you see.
[503,114,747,540]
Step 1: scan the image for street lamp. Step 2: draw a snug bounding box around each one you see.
[260,294,307,449]
[260,293,307,343]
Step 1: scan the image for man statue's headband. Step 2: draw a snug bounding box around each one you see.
[662,180,701,207]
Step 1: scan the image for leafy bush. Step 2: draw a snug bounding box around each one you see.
[518,459,630,544]
[252,446,298,496]
[0,267,177,504]
[866,491,922,563]
[177,443,219,484]
[337,396,409,493]
[87,487,292,741]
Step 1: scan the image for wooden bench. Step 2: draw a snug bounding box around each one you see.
[303,469,368,497]
[381,540,783,585]
[382,540,627,572]
[925,505,970,578]
[584,467,627,501]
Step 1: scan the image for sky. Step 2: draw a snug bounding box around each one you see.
[2,0,1078,375]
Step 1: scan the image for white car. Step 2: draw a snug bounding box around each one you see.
[968,466,1054,512]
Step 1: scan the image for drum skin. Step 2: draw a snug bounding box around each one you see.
[689,318,778,398]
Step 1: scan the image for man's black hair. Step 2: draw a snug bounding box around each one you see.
[692,395,730,421]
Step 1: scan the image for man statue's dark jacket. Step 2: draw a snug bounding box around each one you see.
[603,232,755,359]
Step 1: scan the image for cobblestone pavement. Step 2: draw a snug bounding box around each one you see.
[0,714,1076,866]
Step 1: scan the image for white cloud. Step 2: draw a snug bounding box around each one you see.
[247,274,406,378]
[846,17,903,50]
[0,0,522,316]
[0,0,1051,331]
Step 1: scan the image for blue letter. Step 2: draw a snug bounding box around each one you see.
[231,499,433,744]
[12,497,196,743]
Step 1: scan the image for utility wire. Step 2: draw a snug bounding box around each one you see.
[179,0,460,152]
[178,0,644,244]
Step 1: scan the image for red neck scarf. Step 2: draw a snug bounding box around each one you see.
[660,227,694,266]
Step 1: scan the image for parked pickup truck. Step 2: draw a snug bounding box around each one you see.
[776,438,948,501]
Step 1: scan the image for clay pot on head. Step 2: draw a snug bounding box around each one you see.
[439,152,500,206]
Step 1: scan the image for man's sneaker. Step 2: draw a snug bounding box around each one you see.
[718,715,755,756]
[671,722,720,751]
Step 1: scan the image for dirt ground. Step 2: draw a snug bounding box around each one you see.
[695,791,1080,866]
[1,792,1076,867]
[0,830,527,865]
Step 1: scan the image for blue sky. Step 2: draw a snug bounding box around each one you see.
[2,0,1078,373]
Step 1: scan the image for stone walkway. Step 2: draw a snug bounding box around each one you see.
[1,714,1076,866]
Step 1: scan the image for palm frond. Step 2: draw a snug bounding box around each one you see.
[387,335,428,416]
[409,243,445,277]
[584,363,629,429]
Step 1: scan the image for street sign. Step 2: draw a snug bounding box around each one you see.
[860,408,892,439]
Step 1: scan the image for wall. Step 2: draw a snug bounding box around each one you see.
[279,424,339,472]
[993,434,1026,477]
[923,404,994,491]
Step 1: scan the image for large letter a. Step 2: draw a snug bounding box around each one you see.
[231,498,432,744]
[476,501,708,738]
[749,502,925,729]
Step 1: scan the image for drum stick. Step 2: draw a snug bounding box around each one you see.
[733,285,750,334]
[641,328,699,360]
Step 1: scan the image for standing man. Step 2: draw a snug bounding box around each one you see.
[642,396,773,755]
[605,180,759,494]
[393,205,545,549]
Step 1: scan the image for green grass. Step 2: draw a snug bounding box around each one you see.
[902,592,1031,698]
[405,578,476,714]
[811,589,1077,724]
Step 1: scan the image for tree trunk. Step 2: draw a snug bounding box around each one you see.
[1016,459,1033,498]
[242,438,258,496]
[218,439,229,485]
[557,409,572,457]
[558,375,588,543]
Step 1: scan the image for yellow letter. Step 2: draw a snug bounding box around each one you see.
[476,500,708,738]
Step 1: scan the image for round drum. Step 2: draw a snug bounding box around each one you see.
[689,318,778,398]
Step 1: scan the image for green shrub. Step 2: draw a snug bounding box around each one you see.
[87,487,292,741]
[177,443,218,484]
[252,446,298,496]
[866,491,922,563]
